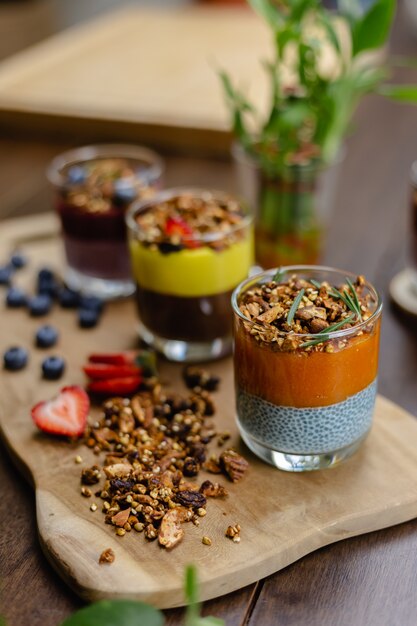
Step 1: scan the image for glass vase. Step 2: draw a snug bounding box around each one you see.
[232,143,342,269]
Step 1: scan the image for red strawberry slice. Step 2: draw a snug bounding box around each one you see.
[87,350,157,376]
[83,363,142,380]
[87,376,142,395]
[165,217,199,248]
[31,385,89,437]
[88,351,137,366]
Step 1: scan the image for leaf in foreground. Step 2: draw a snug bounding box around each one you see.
[60,600,164,626]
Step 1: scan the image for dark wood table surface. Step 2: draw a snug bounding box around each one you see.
[1,1,417,625]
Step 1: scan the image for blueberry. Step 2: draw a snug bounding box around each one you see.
[79,296,104,313]
[58,288,80,308]
[38,280,59,298]
[67,165,86,185]
[36,325,59,348]
[42,356,65,380]
[29,294,52,317]
[6,287,27,308]
[3,347,28,371]
[78,308,99,328]
[112,178,137,205]
[0,265,13,286]
[10,252,27,269]
[38,268,54,282]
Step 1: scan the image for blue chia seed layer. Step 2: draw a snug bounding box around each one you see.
[236,379,377,455]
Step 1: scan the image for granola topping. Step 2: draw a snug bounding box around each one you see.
[80,375,248,549]
[62,158,154,214]
[134,192,247,253]
[238,273,377,352]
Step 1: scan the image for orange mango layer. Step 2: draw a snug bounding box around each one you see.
[234,319,381,408]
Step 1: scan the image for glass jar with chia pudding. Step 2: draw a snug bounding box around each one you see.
[126,188,254,362]
[47,144,164,299]
[232,266,382,471]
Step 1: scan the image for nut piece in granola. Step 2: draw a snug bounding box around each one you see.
[220,449,249,483]
[199,480,228,498]
[225,524,241,543]
[158,507,190,549]
[99,548,115,565]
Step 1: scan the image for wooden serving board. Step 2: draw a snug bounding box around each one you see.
[0,6,271,155]
[2,214,417,608]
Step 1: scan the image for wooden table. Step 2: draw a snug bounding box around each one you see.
[1,1,417,625]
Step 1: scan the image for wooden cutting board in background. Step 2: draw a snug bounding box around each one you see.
[0,6,271,154]
[1,214,417,608]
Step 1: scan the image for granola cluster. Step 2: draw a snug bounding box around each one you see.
[80,374,248,550]
[238,273,376,352]
[134,192,247,253]
[62,158,153,213]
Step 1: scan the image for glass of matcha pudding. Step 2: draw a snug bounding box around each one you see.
[48,144,164,299]
[126,188,254,361]
[232,266,382,471]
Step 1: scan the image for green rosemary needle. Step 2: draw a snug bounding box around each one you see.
[300,313,356,348]
[272,267,286,283]
[310,278,322,290]
[345,277,362,321]
[287,288,305,325]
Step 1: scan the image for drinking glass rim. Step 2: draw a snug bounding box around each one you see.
[46,143,164,187]
[125,187,253,244]
[232,265,383,341]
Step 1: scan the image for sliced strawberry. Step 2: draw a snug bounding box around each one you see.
[83,363,142,380]
[88,351,137,366]
[165,217,199,249]
[87,376,142,395]
[31,385,89,437]
[165,216,194,238]
[88,350,157,376]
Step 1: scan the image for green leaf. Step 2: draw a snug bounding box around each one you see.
[378,84,417,103]
[0,616,6,626]
[60,600,164,626]
[183,566,225,626]
[287,288,305,325]
[351,0,396,57]
[247,0,284,29]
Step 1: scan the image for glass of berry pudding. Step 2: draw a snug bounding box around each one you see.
[232,266,382,471]
[47,144,164,299]
[126,188,254,361]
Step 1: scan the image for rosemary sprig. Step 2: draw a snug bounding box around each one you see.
[330,285,362,321]
[287,288,305,325]
[345,277,363,321]
[272,267,286,283]
[309,278,322,290]
[300,313,355,348]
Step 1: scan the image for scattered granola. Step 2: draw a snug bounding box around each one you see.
[183,366,220,392]
[238,273,376,352]
[99,548,115,565]
[134,192,247,252]
[202,536,212,546]
[225,524,241,543]
[79,375,248,550]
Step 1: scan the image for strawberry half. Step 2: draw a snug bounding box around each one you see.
[31,385,89,437]
[87,350,157,376]
[165,217,199,249]
[88,351,137,366]
[83,363,142,380]
[87,376,142,395]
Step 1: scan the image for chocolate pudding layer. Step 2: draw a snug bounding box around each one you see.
[135,286,233,342]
